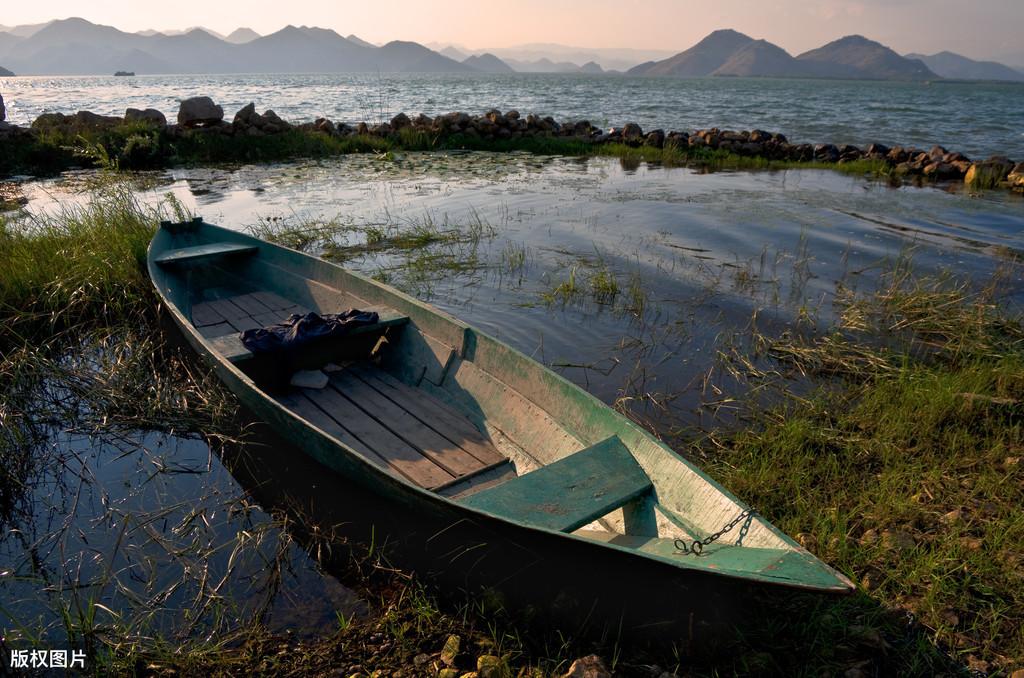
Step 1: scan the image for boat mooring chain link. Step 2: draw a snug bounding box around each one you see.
[674,508,756,556]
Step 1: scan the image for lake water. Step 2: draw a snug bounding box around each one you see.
[2,73,1023,159]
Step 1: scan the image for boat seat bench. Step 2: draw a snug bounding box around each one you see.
[154,242,258,267]
[459,435,653,532]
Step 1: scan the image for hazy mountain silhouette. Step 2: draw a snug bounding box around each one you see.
[0,17,473,75]
[712,39,807,77]
[630,30,940,81]
[629,29,754,76]
[440,46,468,61]
[345,34,376,48]
[795,35,935,80]
[906,51,1024,81]
[225,27,260,44]
[0,65,13,76]
[462,53,515,73]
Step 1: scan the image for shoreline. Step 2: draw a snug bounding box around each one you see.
[0,96,1021,193]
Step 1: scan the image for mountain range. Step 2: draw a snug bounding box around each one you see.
[628,30,937,80]
[0,18,472,75]
[0,19,1021,81]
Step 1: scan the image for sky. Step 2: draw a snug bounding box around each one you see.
[2,0,1022,61]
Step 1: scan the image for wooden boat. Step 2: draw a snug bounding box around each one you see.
[148,217,853,601]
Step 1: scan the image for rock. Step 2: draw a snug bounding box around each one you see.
[124,108,167,127]
[941,509,962,524]
[413,113,433,128]
[960,536,983,551]
[866,143,890,158]
[571,120,592,137]
[178,96,224,128]
[1009,669,1024,678]
[0,93,4,122]
[848,625,890,651]
[233,102,259,127]
[440,635,461,667]
[73,110,123,128]
[928,145,948,161]
[965,157,1014,187]
[438,671,460,678]
[1008,162,1024,191]
[390,112,411,130]
[796,532,817,550]
[621,122,643,143]
[881,529,916,551]
[412,653,431,667]
[476,655,504,678]
[561,655,611,678]
[644,129,665,148]
[923,162,960,180]
[859,528,878,545]
[314,117,336,134]
[860,570,883,591]
[665,131,689,149]
[813,143,839,162]
[966,655,989,673]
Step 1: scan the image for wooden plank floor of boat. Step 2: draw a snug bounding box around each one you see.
[278,366,512,492]
[190,291,513,493]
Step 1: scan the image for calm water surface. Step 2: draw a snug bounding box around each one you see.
[2,73,1022,158]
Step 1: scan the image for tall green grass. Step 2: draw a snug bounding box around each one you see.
[699,264,1024,674]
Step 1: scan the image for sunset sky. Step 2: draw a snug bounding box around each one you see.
[2,0,1022,60]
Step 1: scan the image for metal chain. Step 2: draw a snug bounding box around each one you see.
[674,508,755,556]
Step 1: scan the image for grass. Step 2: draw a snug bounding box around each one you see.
[689,262,1024,675]
[1,121,897,182]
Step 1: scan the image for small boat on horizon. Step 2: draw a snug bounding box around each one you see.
[147,217,853,635]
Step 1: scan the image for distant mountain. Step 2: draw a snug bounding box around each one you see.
[579,61,604,74]
[463,53,514,73]
[225,27,260,44]
[0,17,473,75]
[0,22,51,38]
[439,46,468,61]
[481,44,674,72]
[345,34,376,48]
[712,39,805,77]
[0,65,13,76]
[906,51,1024,81]
[795,35,935,80]
[631,30,937,81]
[504,57,586,73]
[629,29,754,76]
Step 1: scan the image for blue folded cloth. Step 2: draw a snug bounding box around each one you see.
[240,309,380,355]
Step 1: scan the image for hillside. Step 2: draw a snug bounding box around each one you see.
[0,17,472,75]
[463,53,515,73]
[906,51,1024,81]
[225,27,260,44]
[795,35,935,80]
[628,29,753,76]
[712,40,805,77]
[0,65,13,76]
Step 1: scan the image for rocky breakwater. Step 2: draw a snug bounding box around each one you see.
[2,95,1022,193]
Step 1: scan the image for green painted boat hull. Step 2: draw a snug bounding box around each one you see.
[147,217,853,636]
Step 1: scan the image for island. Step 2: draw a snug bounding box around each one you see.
[114,71,135,76]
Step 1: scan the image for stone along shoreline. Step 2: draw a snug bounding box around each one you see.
[0,94,1021,192]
